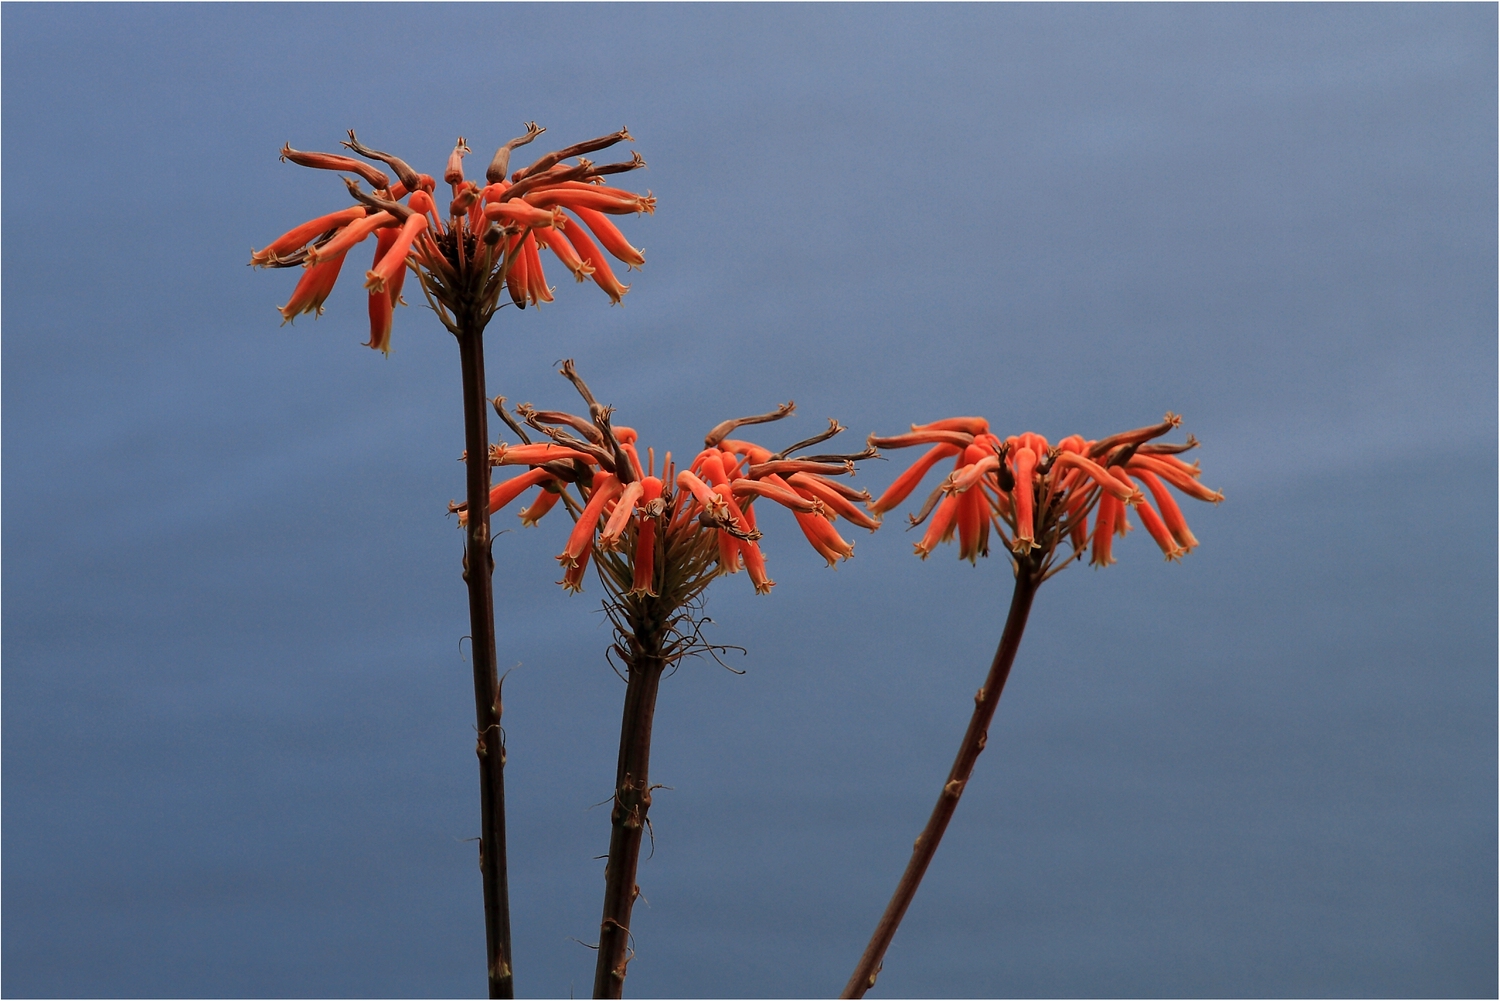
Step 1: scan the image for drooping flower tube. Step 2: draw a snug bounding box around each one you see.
[253,124,653,354]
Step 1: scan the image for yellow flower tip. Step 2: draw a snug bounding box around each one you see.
[1011,535,1037,554]
[752,578,776,595]
[558,575,586,594]
[364,270,388,294]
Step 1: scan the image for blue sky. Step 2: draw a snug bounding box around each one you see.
[4,4,1495,997]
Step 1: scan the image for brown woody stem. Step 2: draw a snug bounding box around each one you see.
[593,628,667,998]
[457,321,515,999]
[841,556,1041,999]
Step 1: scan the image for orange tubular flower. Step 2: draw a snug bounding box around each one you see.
[914,495,959,560]
[452,467,559,527]
[366,287,394,354]
[787,473,880,530]
[522,234,554,306]
[257,125,652,349]
[1011,446,1038,552]
[559,474,622,568]
[533,226,595,281]
[556,222,629,304]
[483,199,561,230]
[492,442,596,466]
[364,214,428,294]
[364,227,400,354]
[278,250,348,324]
[868,413,1219,579]
[870,443,962,514]
[252,207,368,267]
[307,211,396,264]
[569,205,646,269]
[519,485,563,527]
[598,481,646,550]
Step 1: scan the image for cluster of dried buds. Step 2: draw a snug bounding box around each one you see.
[870,414,1222,579]
[250,125,652,352]
[451,363,878,598]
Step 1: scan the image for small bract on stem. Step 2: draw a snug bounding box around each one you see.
[463,362,877,998]
[842,414,1222,999]
[254,123,653,1001]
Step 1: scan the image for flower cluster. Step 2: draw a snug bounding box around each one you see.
[251,125,652,353]
[870,414,1220,577]
[452,364,878,598]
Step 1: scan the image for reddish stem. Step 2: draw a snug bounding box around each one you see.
[841,558,1040,998]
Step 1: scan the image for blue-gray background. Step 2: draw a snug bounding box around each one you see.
[4,4,1495,998]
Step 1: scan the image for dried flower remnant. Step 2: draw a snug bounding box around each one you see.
[253,124,652,354]
[455,363,875,999]
[843,414,1219,999]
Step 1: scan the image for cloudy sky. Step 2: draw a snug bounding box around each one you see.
[4,4,1494,998]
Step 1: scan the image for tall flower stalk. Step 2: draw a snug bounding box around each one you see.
[460,362,877,997]
[253,125,652,999]
[841,415,1222,998]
